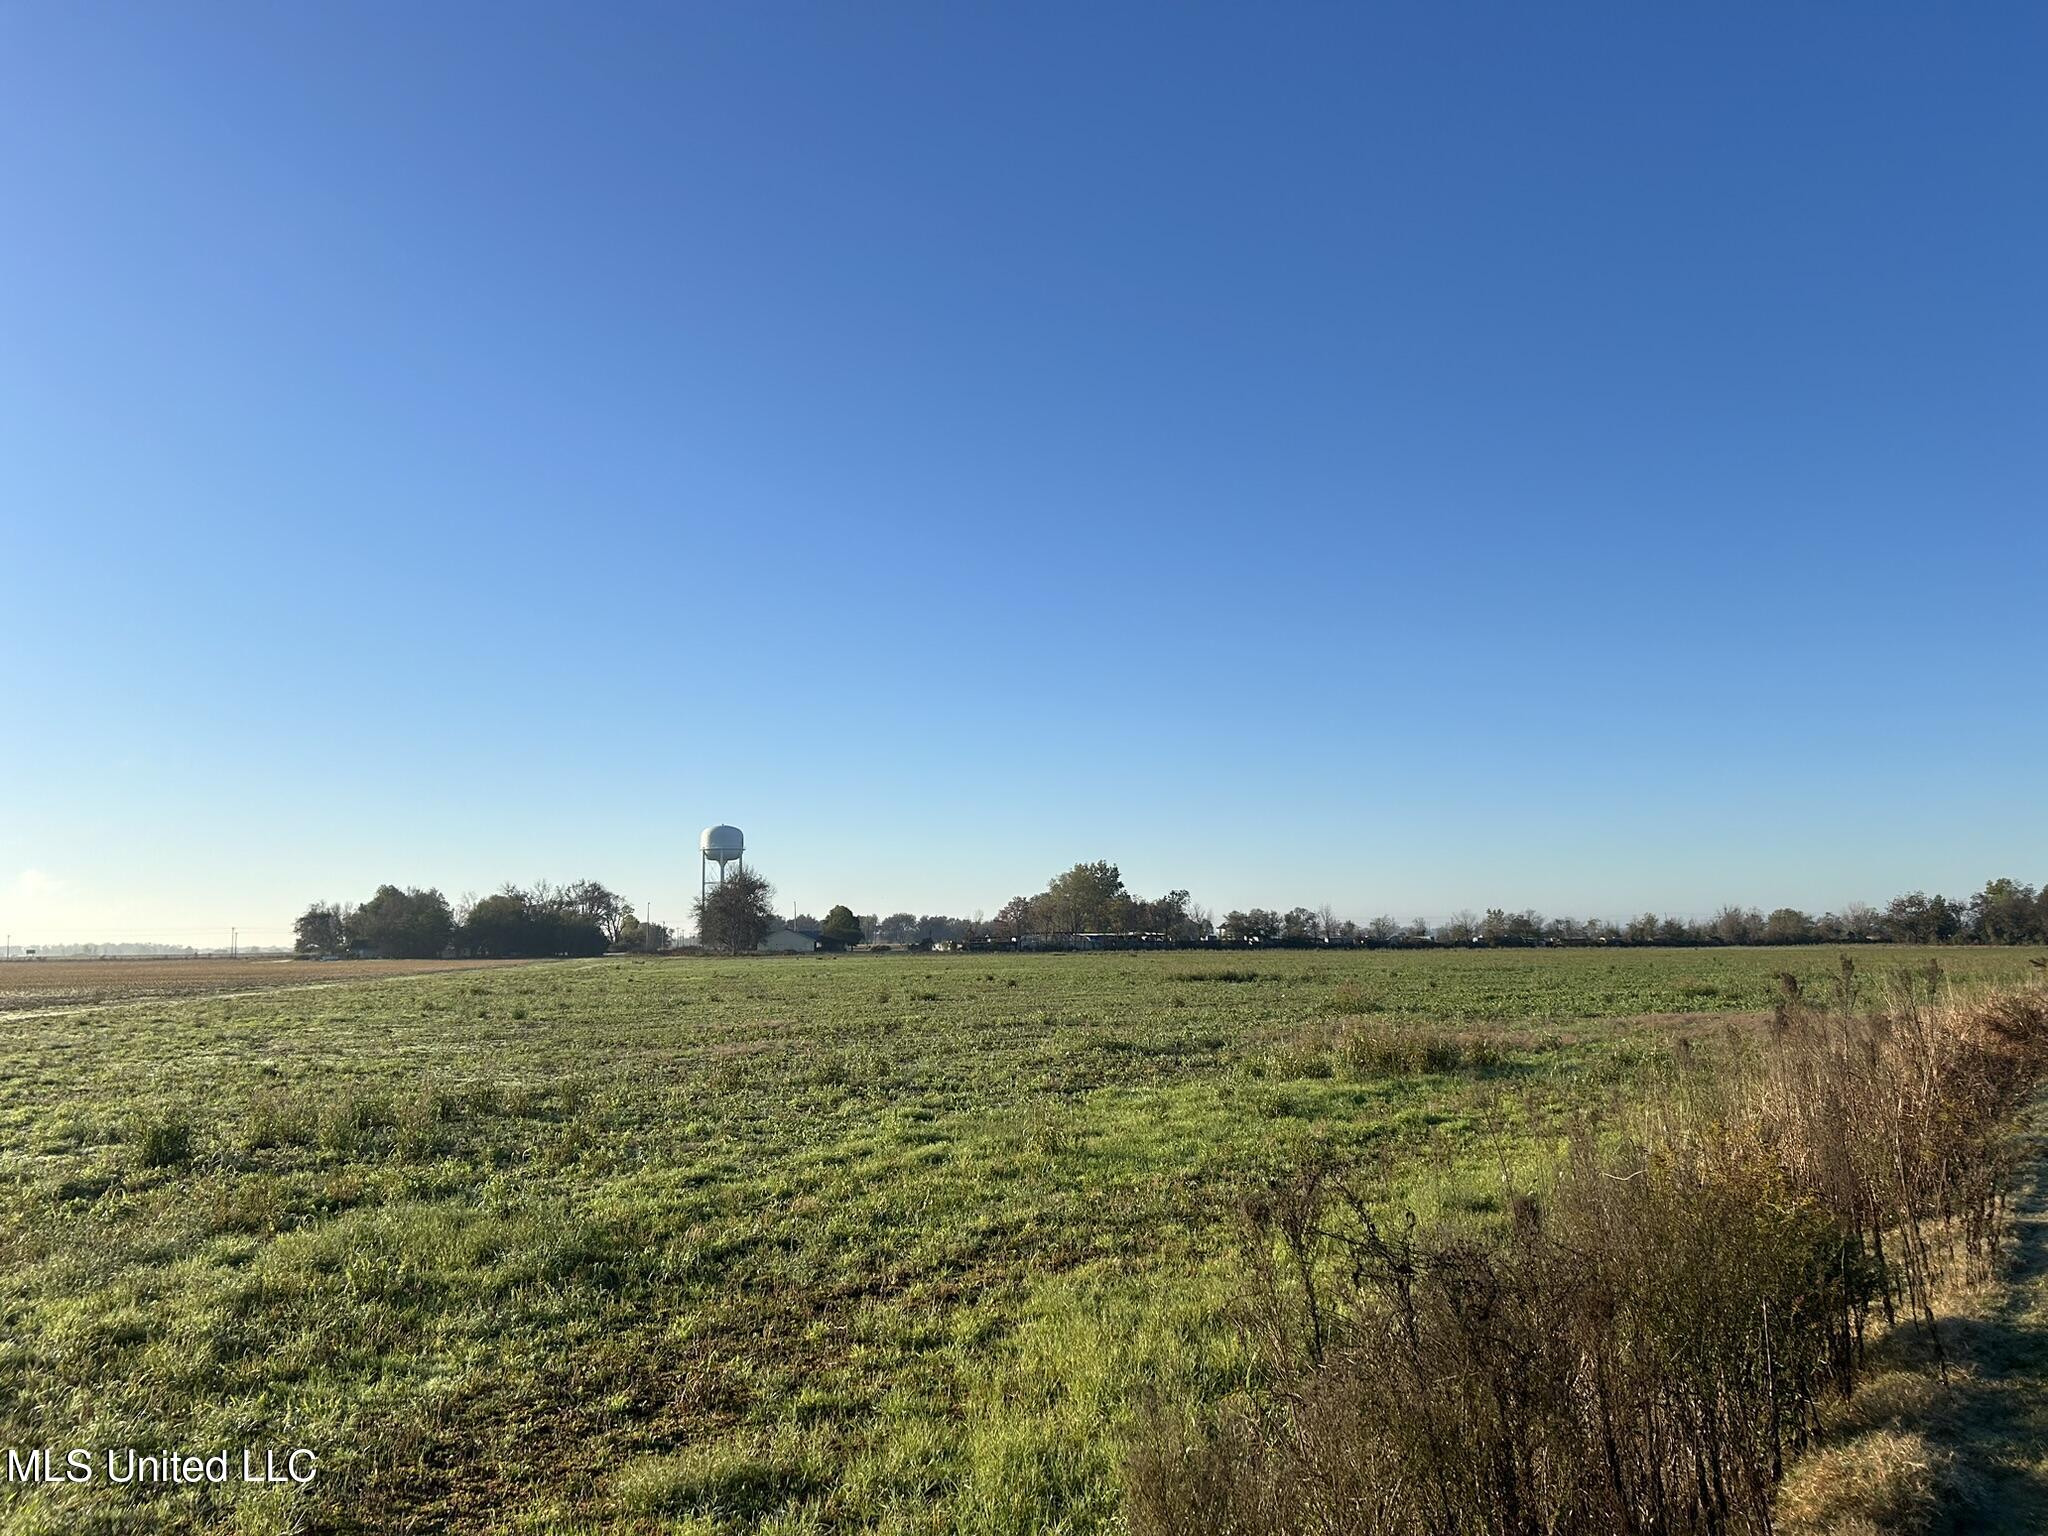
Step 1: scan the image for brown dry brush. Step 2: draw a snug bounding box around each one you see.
[1128,981,2048,1536]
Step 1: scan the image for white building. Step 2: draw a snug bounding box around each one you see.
[757,929,818,954]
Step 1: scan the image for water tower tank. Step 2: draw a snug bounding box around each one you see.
[700,824,744,867]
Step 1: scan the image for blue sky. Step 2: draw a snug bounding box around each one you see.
[2,3,2043,945]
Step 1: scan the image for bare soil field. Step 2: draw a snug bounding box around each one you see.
[0,957,532,1015]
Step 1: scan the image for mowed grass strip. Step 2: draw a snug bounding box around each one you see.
[0,947,2038,1534]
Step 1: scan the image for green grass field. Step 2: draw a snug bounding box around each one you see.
[3,946,2041,1535]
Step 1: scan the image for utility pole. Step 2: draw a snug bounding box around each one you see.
[231,926,238,959]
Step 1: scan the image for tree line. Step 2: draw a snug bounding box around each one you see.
[1292,876,2048,948]
[299,868,2048,959]
[768,864,1213,951]
[634,861,1211,956]
[955,868,2048,949]
[701,867,2048,952]
[293,879,671,959]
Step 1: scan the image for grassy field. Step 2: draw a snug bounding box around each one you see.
[2,946,2041,1535]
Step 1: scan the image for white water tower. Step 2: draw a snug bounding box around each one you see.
[700,824,745,908]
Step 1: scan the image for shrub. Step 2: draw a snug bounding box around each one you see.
[1128,987,2048,1536]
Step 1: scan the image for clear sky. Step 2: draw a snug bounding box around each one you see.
[2,3,2043,946]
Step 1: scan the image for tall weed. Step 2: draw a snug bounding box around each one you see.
[1128,986,2048,1535]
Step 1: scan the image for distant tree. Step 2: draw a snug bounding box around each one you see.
[1141,889,1190,939]
[1881,892,1961,945]
[818,905,863,949]
[1043,862,1126,934]
[565,879,627,944]
[911,915,964,947]
[1763,908,1815,945]
[1839,902,1881,943]
[531,881,607,954]
[1440,910,1479,946]
[1112,888,1198,940]
[1022,893,1053,935]
[460,893,531,957]
[1711,906,1762,946]
[1472,909,1544,946]
[992,896,1032,941]
[788,912,823,937]
[293,902,350,956]
[695,869,778,956]
[459,886,606,957]
[1282,907,1322,945]
[611,913,671,952]
[1625,913,1660,945]
[351,885,454,958]
[1971,877,2042,945]
[1222,909,1280,943]
[1103,891,1140,934]
[876,912,920,944]
[1366,915,1401,945]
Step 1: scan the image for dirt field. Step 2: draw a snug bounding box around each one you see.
[0,957,532,1015]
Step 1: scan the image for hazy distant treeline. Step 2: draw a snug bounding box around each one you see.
[1230,876,2048,948]
[918,868,2048,949]
[2,943,293,959]
[1280,882,2035,948]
